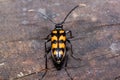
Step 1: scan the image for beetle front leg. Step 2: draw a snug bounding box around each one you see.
[44,33,51,40]
[66,30,74,39]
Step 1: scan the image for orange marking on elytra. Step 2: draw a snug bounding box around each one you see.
[59,50,64,55]
[59,30,64,33]
[52,30,57,34]
[59,35,66,41]
[52,43,58,48]
[51,36,57,41]
[59,43,65,48]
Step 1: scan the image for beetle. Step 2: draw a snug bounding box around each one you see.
[41,5,81,80]
[9,4,120,80]
[12,5,81,80]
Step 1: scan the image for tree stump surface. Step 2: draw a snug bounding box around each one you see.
[0,0,120,80]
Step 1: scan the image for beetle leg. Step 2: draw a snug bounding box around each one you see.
[40,52,48,80]
[66,30,74,39]
[44,34,51,40]
[67,39,81,61]
[39,54,47,80]
[64,55,73,80]
[40,39,51,80]
[45,39,51,53]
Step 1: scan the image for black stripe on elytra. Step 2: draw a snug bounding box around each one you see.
[51,40,57,44]
[51,33,66,37]
[59,40,66,43]
[52,40,66,43]
[52,48,65,52]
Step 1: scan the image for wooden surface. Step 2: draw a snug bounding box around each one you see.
[0,0,120,80]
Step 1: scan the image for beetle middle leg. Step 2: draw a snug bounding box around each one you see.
[67,39,81,61]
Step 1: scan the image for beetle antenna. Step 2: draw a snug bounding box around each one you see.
[60,5,79,25]
[39,12,56,25]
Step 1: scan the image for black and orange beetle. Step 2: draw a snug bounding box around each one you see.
[13,5,81,80]
[42,5,81,80]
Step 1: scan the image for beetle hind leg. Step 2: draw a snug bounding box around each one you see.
[64,55,73,80]
[67,39,82,61]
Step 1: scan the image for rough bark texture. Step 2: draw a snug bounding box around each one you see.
[0,0,120,80]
